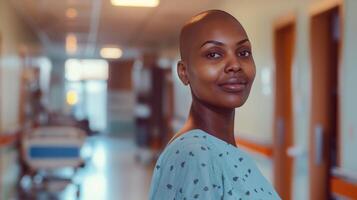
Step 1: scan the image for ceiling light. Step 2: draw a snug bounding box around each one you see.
[100,47,123,59]
[66,33,77,55]
[66,8,78,19]
[111,0,159,7]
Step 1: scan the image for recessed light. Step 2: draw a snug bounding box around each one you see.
[66,8,78,19]
[66,33,77,55]
[66,90,78,105]
[100,47,123,59]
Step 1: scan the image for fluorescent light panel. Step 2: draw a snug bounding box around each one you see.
[65,59,109,81]
[111,0,159,7]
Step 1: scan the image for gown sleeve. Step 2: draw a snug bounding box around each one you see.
[149,141,224,200]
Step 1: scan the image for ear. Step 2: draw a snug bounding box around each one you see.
[177,60,189,85]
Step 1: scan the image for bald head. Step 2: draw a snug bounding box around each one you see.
[179,10,246,62]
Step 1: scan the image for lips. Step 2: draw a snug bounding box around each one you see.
[218,78,248,93]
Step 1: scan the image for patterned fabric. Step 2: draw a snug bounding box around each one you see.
[149,129,281,200]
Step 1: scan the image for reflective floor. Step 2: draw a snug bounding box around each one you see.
[17,135,153,200]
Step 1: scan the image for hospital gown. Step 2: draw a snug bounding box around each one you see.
[149,129,281,200]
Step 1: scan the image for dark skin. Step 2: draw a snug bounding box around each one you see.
[168,10,256,147]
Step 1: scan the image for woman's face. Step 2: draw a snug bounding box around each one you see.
[181,18,256,109]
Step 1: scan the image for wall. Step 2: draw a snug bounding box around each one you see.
[0,0,41,199]
[0,0,40,130]
[340,0,357,172]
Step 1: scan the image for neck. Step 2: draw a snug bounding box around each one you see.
[181,97,237,146]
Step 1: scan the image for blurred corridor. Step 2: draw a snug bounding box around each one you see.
[1,0,357,199]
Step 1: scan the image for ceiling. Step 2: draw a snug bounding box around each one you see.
[10,0,223,59]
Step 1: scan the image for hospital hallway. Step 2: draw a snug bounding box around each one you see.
[1,0,357,200]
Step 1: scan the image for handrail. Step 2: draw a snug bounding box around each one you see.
[235,137,357,199]
[331,176,357,199]
[0,130,20,147]
[235,137,273,158]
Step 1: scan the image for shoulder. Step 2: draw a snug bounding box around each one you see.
[152,129,220,173]
[160,130,216,159]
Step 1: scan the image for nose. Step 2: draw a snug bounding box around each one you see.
[224,54,242,73]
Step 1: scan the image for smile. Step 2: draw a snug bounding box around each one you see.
[219,82,247,93]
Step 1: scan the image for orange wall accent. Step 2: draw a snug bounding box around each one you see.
[331,176,357,199]
[0,134,18,147]
[236,138,273,158]
[0,129,20,147]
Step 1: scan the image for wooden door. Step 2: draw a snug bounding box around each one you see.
[309,5,341,200]
[162,68,174,145]
[0,34,2,131]
[107,60,135,136]
[273,18,296,200]
[0,31,2,196]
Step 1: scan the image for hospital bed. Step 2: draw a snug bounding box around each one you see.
[19,126,86,199]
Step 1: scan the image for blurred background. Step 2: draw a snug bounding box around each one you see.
[0,0,356,199]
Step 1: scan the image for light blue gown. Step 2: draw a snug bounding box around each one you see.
[149,129,281,200]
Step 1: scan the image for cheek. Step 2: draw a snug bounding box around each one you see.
[189,63,222,84]
[250,67,256,83]
[245,61,256,83]
[188,64,223,100]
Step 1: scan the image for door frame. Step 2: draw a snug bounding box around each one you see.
[273,12,296,200]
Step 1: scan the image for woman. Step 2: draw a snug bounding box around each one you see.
[149,10,281,200]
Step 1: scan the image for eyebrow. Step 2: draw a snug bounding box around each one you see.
[200,38,250,48]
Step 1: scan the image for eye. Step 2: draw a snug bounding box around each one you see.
[206,52,222,59]
[238,50,251,57]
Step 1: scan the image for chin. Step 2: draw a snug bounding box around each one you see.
[226,99,247,108]
[221,93,250,108]
[193,89,251,109]
[210,95,249,109]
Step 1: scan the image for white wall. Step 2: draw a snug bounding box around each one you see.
[0,0,42,199]
[340,0,357,172]
[0,0,40,131]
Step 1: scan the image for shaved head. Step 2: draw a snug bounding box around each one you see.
[176,9,255,111]
[179,10,246,62]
